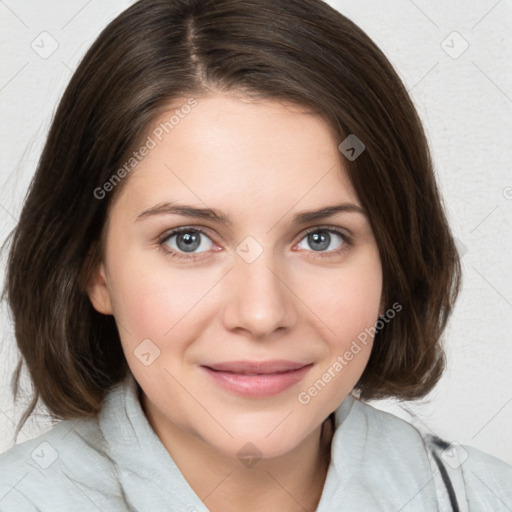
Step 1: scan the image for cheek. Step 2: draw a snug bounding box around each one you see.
[293,249,382,392]
[298,252,382,339]
[107,252,220,349]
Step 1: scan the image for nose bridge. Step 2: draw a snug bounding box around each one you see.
[221,235,296,337]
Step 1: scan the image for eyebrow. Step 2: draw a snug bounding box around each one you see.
[135,201,366,225]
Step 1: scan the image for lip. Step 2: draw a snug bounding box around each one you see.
[200,360,313,398]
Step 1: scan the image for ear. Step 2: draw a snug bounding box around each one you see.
[86,261,113,315]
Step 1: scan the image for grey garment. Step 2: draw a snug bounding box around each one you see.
[0,373,510,511]
[424,433,469,511]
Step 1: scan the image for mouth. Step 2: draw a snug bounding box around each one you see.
[200,360,314,398]
[202,360,311,374]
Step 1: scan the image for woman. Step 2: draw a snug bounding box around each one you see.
[0,0,510,510]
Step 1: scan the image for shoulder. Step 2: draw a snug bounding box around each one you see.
[328,396,441,510]
[349,397,512,510]
[348,396,432,451]
[459,444,512,510]
[0,416,127,511]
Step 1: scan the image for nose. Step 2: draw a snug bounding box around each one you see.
[220,246,298,340]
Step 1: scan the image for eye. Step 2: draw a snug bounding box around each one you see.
[295,227,350,256]
[159,225,351,262]
[159,227,214,260]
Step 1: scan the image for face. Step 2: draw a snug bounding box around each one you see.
[88,92,383,461]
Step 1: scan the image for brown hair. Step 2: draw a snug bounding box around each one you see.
[2,0,460,439]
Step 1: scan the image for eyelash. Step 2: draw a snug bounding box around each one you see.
[158,225,352,262]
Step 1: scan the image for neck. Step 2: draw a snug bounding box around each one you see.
[141,393,335,512]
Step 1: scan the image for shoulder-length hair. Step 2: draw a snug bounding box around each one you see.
[2,0,460,438]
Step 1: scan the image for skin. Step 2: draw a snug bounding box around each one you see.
[87,92,383,511]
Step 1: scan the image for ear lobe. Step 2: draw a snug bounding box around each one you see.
[86,261,113,315]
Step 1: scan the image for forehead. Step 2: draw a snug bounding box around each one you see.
[113,93,359,216]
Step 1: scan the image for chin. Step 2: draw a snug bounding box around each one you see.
[205,424,307,461]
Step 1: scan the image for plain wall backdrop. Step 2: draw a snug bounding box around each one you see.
[0,0,511,465]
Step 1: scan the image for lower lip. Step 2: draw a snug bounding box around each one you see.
[200,364,313,398]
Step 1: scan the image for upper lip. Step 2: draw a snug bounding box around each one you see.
[202,360,312,374]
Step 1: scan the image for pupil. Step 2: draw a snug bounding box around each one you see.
[177,231,200,252]
[309,231,329,251]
